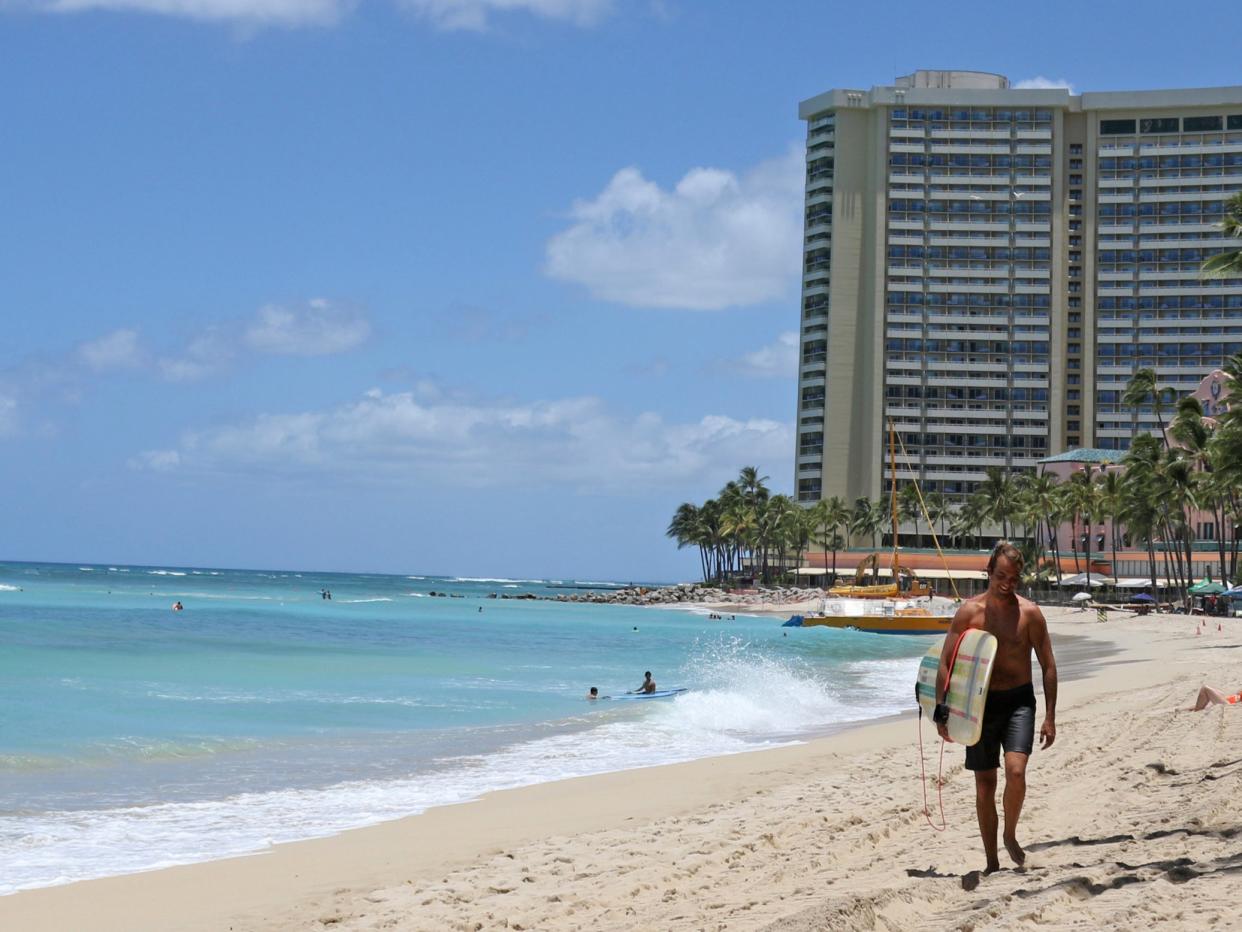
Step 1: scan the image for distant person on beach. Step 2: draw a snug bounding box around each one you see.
[934,541,1057,882]
[587,687,599,700]
[636,671,657,694]
[1188,684,1242,710]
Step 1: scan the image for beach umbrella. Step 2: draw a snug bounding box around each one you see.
[1189,580,1226,595]
[1071,591,1092,602]
[1131,593,1156,602]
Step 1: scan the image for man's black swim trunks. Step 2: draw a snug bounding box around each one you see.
[965,682,1036,771]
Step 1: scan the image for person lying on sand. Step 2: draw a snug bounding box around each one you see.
[1188,685,1242,711]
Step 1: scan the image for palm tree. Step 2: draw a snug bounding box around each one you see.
[1201,191,1242,279]
[1096,470,1125,584]
[1123,368,1173,450]
[850,498,877,551]
[666,502,708,583]
[810,495,850,585]
[1066,467,1101,586]
[1121,436,1165,595]
[924,491,952,541]
[977,466,1018,540]
[1171,394,1229,580]
[1024,473,1064,585]
[866,498,890,551]
[737,466,770,506]
[899,482,923,546]
[760,495,800,583]
[950,497,988,550]
[719,494,754,582]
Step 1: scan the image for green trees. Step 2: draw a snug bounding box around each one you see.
[669,359,1242,591]
[1201,191,1242,280]
[810,495,850,585]
[666,467,814,585]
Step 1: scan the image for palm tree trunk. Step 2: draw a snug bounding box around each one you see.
[1084,516,1093,587]
[1047,517,1062,585]
[1216,501,1228,584]
[1148,537,1159,599]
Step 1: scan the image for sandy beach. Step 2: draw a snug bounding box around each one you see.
[5,605,1242,931]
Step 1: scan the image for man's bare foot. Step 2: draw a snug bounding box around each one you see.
[1004,835,1026,867]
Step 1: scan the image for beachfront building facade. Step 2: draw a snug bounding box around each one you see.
[1037,368,1234,574]
[795,70,1242,507]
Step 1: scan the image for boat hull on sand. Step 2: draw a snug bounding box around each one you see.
[795,597,957,635]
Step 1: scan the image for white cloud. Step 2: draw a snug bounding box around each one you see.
[76,329,145,372]
[1013,76,1076,94]
[132,387,793,492]
[544,146,805,310]
[732,331,798,379]
[41,0,348,26]
[129,449,182,470]
[30,0,613,27]
[157,328,234,383]
[400,0,611,30]
[243,299,372,357]
[0,299,371,440]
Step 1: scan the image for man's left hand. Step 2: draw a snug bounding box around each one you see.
[1040,718,1056,749]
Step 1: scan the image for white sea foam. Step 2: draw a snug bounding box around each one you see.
[78,567,95,572]
[405,592,428,597]
[147,570,187,577]
[451,577,538,584]
[406,576,427,580]
[0,583,20,592]
[340,597,393,603]
[0,596,925,896]
[0,669,811,896]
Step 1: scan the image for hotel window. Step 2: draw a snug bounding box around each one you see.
[1140,117,1179,134]
[1101,119,1136,135]
[1228,115,1242,130]
[1183,116,1223,132]
[1070,144,1083,155]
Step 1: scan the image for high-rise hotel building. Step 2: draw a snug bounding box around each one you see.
[795,70,1242,506]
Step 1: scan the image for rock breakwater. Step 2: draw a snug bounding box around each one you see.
[549,584,824,608]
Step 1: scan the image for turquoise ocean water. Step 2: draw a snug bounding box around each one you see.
[0,560,933,894]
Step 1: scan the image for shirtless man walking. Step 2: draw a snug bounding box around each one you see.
[934,541,1058,878]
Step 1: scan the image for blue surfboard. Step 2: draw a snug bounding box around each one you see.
[606,687,688,701]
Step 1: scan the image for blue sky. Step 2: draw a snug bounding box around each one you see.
[1,0,1238,580]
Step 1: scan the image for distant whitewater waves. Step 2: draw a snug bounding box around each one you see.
[0,635,921,895]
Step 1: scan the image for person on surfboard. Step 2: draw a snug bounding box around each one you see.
[635,672,657,694]
[934,541,1057,880]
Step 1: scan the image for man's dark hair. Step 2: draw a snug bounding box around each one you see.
[644,671,652,677]
[987,540,1025,575]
